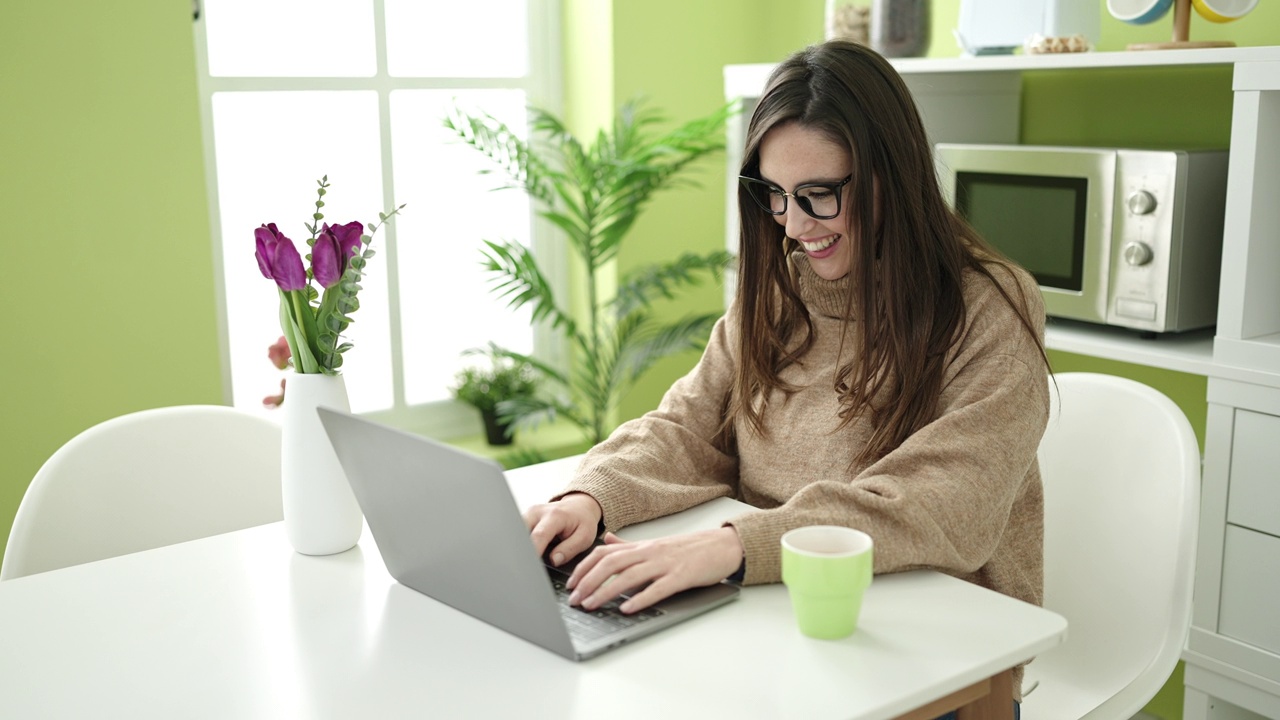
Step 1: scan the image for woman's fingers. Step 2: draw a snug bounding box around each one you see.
[617,575,681,614]
[564,536,622,591]
[572,550,658,610]
[546,522,597,567]
[568,528,745,613]
[524,493,603,566]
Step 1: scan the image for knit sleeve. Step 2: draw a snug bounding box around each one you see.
[727,272,1050,586]
[555,313,741,531]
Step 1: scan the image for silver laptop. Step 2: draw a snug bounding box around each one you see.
[316,407,740,661]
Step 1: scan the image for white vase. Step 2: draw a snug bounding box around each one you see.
[281,373,363,555]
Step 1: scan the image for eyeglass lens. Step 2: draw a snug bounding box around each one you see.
[742,178,842,220]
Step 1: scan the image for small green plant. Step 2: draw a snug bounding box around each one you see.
[450,348,538,445]
[446,98,735,445]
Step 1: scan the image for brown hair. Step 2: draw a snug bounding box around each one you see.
[728,40,1046,467]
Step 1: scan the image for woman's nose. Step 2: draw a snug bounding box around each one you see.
[782,203,814,239]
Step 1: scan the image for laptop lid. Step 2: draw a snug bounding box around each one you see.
[317,406,578,659]
[316,407,740,661]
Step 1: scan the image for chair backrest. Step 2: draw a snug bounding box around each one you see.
[1,405,282,581]
[1021,373,1200,720]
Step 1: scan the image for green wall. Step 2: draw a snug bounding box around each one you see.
[0,0,223,568]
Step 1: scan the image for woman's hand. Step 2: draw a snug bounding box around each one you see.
[523,492,603,567]
[566,527,745,614]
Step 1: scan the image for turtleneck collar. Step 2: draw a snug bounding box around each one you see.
[792,250,855,320]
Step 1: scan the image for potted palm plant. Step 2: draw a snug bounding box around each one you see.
[445,99,735,445]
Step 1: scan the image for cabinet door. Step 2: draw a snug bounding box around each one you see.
[1219,525,1280,656]
[1226,409,1280,538]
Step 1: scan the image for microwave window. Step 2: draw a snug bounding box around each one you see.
[954,172,1087,292]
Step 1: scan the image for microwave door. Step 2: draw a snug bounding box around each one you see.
[939,145,1115,325]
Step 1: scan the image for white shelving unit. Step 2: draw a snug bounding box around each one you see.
[726,46,1280,720]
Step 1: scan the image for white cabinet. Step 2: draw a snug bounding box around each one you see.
[725,45,1280,720]
[1188,379,1280,720]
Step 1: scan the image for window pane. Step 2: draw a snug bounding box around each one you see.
[205,0,376,77]
[211,90,393,413]
[390,89,534,404]
[385,0,527,78]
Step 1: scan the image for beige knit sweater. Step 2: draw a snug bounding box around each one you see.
[561,256,1049,697]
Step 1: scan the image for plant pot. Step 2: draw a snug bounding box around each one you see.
[281,373,363,555]
[480,408,515,446]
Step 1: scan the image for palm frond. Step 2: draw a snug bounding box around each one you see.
[444,105,558,207]
[479,239,577,336]
[611,251,735,317]
[599,311,652,410]
[617,313,721,384]
[569,331,614,421]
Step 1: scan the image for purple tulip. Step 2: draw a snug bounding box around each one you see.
[254,223,307,291]
[312,234,340,289]
[254,223,283,279]
[311,221,364,288]
[331,221,364,260]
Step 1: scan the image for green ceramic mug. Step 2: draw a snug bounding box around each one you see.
[781,526,874,639]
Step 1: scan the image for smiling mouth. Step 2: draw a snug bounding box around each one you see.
[798,234,839,253]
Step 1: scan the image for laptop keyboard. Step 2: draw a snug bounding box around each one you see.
[549,576,665,642]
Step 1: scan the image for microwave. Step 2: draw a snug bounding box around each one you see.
[935,144,1229,334]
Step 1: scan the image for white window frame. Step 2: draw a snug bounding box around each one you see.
[191,0,564,439]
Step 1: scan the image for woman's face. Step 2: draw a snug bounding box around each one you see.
[756,122,855,281]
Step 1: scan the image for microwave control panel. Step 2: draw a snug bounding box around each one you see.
[1108,151,1179,327]
[1108,150,1228,333]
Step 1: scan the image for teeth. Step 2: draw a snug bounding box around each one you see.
[800,235,838,252]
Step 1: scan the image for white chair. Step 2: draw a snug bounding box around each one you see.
[1020,372,1201,720]
[1,405,282,581]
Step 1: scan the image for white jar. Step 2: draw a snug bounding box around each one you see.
[825,0,871,44]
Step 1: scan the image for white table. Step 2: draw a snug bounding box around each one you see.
[0,456,1066,719]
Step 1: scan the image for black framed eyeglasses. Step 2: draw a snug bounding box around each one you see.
[738,174,853,220]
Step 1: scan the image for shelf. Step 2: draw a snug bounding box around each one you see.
[724,47,1280,99]
[890,46,1280,74]
[1046,319,1216,375]
[1214,333,1280,388]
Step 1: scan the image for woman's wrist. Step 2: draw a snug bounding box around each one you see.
[560,491,605,533]
[719,526,746,582]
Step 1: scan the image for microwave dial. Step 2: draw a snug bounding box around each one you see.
[1123,241,1154,267]
[1126,190,1158,215]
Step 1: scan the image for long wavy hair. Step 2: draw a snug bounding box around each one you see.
[728,40,1046,468]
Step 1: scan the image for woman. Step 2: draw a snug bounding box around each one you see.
[525,40,1050,701]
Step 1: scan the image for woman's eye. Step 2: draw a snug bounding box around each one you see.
[804,189,833,199]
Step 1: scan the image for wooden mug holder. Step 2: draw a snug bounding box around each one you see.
[1127,0,1237,50]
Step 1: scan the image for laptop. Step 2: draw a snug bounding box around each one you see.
[316,407,741,661]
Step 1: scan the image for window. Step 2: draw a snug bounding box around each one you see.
[193,0,561,436]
